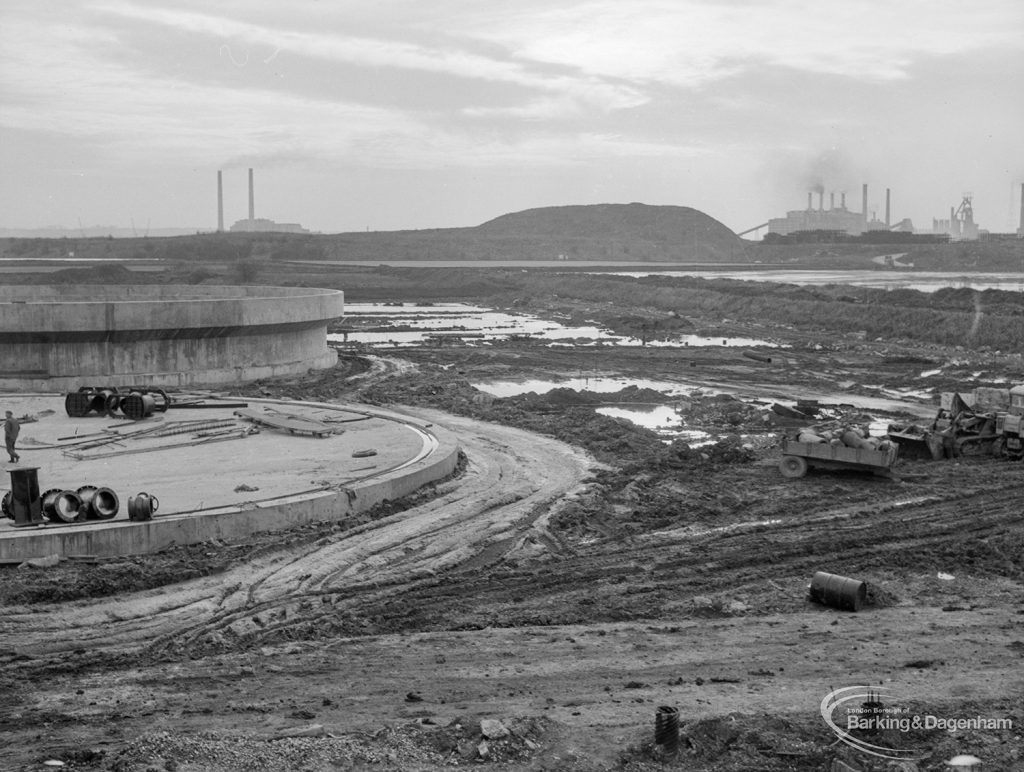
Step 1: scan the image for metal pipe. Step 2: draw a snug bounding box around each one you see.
[77,485,120,520]
[42,489,83,524]
[655,706,679,756]
[120,392,156,421]
[128,492,160,522]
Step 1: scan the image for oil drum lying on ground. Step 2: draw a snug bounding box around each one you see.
[808,571,868,612]
[76,485,120,520]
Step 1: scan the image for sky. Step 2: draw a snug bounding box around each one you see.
[1,0,1023,236]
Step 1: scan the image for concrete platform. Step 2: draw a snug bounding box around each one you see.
[0,394,460,562]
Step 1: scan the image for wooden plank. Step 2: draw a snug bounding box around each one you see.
[232,408,333,438]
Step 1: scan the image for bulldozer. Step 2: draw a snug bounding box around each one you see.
[888,384,1024,460]
[994,384,1024,460]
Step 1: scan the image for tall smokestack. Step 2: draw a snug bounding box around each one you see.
[248,168,255,221]
[1019,183,1024,236]
[862,184,868,223]
[841,192,846,209]
[829,192,835,210]
[807,192,813,210]
[217,171,224,232]
[885,188,891,227]
[818,190,824,211]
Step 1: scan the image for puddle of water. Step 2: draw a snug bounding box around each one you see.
[920,368,942,377]
[599,270,1024,293]
[332,303,778,349]
[473,376,697,398]
[862,384,936,401]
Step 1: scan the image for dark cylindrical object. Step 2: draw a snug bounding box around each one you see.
[128,492,159,522]
[42,488,83,524]
[120,392,156,421]
[654,705,679,756]
[742,350,772,364]
[104,392,122,417]
[809,571,867,612]
[77,485,120,520]
[89,388,118,414]
[65,390,95,417]
[1,490,12,519]
[8,468,43,526]
[151,388,171,412]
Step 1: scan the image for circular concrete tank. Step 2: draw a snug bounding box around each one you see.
[0,285,344,390]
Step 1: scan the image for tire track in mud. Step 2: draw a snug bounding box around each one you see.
[353,478,1024,620]
[1,410,595,659]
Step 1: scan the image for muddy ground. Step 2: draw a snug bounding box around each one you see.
[2,268,1024,772]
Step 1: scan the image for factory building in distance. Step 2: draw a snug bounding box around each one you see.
[219,168,309,234]
[766,184,902,237]
[748,182,1022,243]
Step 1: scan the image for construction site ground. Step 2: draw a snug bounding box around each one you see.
[2,278,1024,772]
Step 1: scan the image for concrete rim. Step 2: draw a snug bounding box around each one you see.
[0,397,460,563]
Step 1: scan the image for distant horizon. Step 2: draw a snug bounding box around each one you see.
[0,199,738,238]
[2,2,1022,234]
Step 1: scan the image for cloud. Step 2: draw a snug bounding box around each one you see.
[455,0,1024,85]
[93,2,646,111]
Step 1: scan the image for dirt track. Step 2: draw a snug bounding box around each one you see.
[3,403,1023,770]
[2,412,594,657]
[3,272,1024,771]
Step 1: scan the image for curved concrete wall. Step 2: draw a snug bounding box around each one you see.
[0,405,460,561]
[0,285,344,390]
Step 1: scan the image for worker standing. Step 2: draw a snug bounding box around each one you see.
[5,410,20,463]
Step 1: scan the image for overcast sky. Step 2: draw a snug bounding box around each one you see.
[1,0,1022,235]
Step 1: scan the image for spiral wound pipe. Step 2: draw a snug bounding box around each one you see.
[42,488,83,523]
[76,485,120,520]
[655,705,680,756]
[120,392,156,421]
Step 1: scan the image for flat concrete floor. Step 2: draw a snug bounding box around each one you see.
[0,394,426,530]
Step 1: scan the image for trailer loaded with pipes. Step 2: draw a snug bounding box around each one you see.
[779,427,899,479]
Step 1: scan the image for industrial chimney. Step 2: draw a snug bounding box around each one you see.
[248,168,255,222]
[862,184,868,223]
[841,192,847,209]
[818,190,824,211]
[1019,183,1024,236]
[807,192,813,210]
[829,192,835,210]
[217,171,224,232]
[885,188,891,227]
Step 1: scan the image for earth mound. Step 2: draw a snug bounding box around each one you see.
[475,202,745,261]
